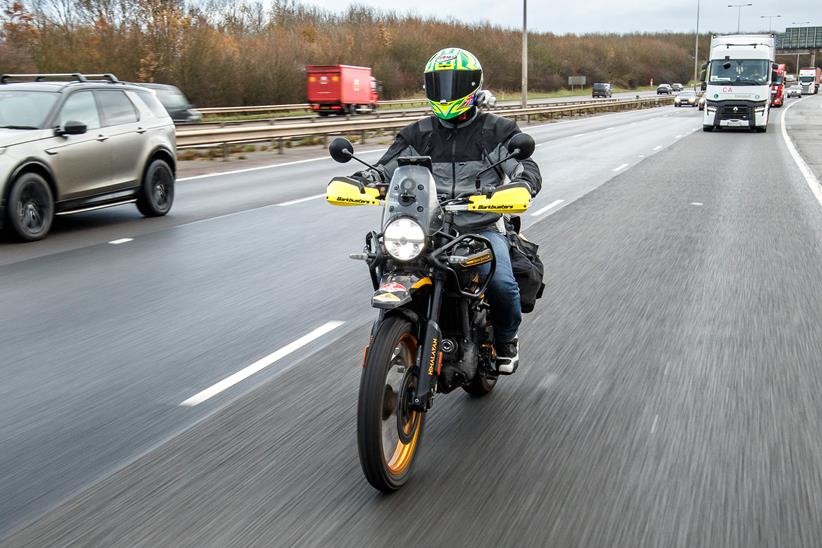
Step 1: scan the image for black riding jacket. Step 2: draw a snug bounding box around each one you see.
[361,109,542,232]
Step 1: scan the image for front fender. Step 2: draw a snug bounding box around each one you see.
[371,273,432,309]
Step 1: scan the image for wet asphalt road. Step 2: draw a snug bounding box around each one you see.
[2,96,822,546]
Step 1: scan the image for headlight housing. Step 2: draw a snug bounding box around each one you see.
[383,217,426,261]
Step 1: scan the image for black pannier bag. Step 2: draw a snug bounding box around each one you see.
[506,216,545,313]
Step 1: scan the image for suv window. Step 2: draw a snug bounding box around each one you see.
[135,90,170,119]
[58,91,101,130]
[95,90,138,126]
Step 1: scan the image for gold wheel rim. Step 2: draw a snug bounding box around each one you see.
[383,333,421,477]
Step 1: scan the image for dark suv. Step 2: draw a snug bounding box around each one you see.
[0,73,176,241]
[592,83,613,98]
[139,83,202,124]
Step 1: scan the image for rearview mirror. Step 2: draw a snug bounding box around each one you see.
[57,120,87,136]
[506,133,535,161]
[329,137,354,163]
[326,177,381,206]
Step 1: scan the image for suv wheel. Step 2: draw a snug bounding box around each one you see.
[136,158,174,217]
[6,172,54,241]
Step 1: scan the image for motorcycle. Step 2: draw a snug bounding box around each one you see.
[326,133,535,491]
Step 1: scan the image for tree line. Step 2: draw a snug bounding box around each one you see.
[1,0,712,107]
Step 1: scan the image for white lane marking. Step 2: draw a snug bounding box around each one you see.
[690,202,704,206]
[180,321,345,406]
[675,134,682,139]
[530,199,565,217]
[276,193,325,206]
[780,98,822,207]
[651,414,659,434]
[571,133,587,138]
[108,238,133,245]
[605,127,615,131]
[613,163,629,172]
[653,145,663,151]
[177,149,387,182]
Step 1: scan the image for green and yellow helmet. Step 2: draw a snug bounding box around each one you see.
[424,48,483,120]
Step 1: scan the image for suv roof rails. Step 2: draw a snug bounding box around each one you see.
[0,73,120,84]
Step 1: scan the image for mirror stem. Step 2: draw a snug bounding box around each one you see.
[344,150,381,174]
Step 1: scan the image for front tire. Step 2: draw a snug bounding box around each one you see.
[703,125,714,132]
[6,172,54,241]
[136,158,174,217]
[357,316,424,492]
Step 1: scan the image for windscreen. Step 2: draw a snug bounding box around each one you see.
[709,59,770,86]
[799,75,814,83]
[155,88,189,109]
[424,70,481,102]
[0,90,58,129]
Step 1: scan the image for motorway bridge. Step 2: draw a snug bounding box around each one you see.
[1,96,821,547]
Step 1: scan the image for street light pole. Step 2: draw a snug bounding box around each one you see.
[728,3,753,33]
[521,0,528,108]
[760,14,781,32]
[792,21,812,72]
[693,0,701,85]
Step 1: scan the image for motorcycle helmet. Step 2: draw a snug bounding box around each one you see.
[424,48,483,120]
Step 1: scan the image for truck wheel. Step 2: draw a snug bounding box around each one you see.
[702,125,714,132]
[755,126,767,133]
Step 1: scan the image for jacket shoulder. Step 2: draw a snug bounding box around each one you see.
[480,112,518,139]
[399,115,436,139]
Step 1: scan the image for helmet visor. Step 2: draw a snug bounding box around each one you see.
[424,70,482,103]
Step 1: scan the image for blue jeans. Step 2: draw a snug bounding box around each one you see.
[476,231,521,343]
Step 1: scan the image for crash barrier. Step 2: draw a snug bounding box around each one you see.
[177,96,675,156]
[197,98,428,116]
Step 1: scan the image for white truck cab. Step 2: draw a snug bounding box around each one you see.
[701,34,776,133]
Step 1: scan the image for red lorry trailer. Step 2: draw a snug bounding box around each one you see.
[306,65,379,116]
[770,64,785,107]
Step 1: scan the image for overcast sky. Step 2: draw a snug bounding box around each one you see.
[303,0,820,35]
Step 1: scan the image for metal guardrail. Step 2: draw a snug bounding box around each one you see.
[197,98,427,116]
[177,97,674,152]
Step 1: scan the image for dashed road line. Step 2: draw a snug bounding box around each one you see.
[613,163,629,172]
[653,145,663,151]
[276,193,325,206]
[530,199,565,217]
[108,238,133,245]
[180,321,345,407]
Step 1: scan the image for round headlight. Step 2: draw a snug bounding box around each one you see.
[383,217,425,261]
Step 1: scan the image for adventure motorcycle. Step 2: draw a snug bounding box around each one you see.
[326,133,536,491]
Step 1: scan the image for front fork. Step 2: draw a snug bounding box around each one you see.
[409,271,445,411]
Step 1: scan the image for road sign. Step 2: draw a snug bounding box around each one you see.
[568,76,587,86]
[777,27,822,50]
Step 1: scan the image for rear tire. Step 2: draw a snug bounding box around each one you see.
[5,172,54,241]
[703,125,714,132]
[136,158,174,217]
[357,316,424,492]
[756,126,767,133]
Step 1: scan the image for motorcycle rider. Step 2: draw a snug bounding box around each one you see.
[354,47,542,374]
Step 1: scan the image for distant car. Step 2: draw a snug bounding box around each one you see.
[657,84,673,95]
[139,83,202,123]
[671,83,684,92]
[592,83,612,98]
[476,89,497,108]
[786,84,803,98]
[0,73,176,241]
[674,90,698,107]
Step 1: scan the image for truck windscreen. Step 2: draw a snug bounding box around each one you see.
[799,76,813,83]
[709,59,770,86]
